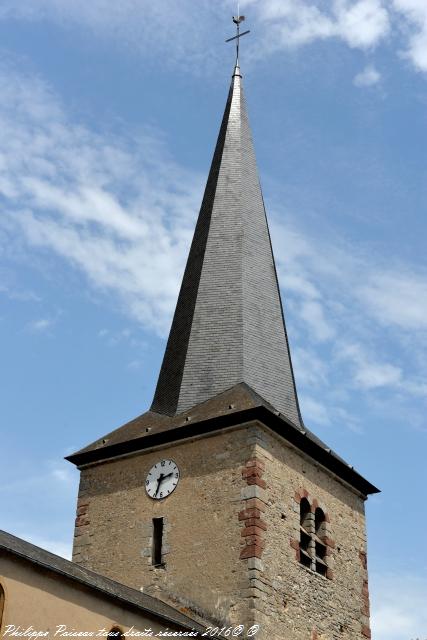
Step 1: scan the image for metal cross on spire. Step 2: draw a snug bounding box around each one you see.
[225,10,250,65]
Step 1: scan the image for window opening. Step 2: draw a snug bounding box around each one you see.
[314,507,327,576]
[107,627,124,640]
[152,517,164,567]
[298,500,330,577]
[299,498,313,568]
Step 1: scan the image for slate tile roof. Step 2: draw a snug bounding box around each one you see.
[151,64,302,425]
[66,63,379,497]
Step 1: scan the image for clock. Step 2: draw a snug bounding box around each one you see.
[145,459,180,500]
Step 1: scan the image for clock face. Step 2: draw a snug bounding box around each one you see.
[145,459,180,500]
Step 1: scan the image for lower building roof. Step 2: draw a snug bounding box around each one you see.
[0,530,206,633]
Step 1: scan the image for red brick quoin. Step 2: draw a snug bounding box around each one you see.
[74,498,90,537]
[360,551,371,638]
[361,625,371,639]
[239,458,267,560]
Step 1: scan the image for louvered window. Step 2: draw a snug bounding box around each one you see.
[299,500,329,576]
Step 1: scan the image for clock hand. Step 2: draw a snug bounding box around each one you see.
[154,473,165,497]
[159,472,173,481]
[154,472,174,497]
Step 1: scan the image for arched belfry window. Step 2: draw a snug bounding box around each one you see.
[298,497,330,577]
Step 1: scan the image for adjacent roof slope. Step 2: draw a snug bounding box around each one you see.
[0,530,207,632]
[151,64,302,426]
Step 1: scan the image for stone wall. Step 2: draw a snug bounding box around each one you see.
[245,424,370,640]
[72,420,371,639]
[73,426,253,627]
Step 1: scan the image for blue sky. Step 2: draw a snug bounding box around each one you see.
[0,1,426,637]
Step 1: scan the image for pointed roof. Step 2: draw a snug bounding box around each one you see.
[66,64,379,496]
[151,64,302,426]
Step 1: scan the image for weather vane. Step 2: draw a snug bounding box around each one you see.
[225,5,250,65]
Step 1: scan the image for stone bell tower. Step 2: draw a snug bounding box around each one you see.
[67,43,379,640]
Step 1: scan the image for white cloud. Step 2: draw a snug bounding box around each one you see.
[248,0,427,74]
[50,463,76,487]
[271,215,427,427]
[1,0,427,77]
[299,391,363,432]
[243,0,390,51]
[0,284,41,302]
[359,271,427,331]
[0,0,225,72]
[354,360,402,388]
[292,347,329,387]
[282,272,321,300]
[335,0,390,48]
[353,64,382,86]
[1,59,426,434]
[0,63,202,336]
[127,359,142,370]
[337,342,403,389]
[299,395,332,425]
[97,327,147,349]
[1,459,78,496]
[371,572,427,640]
[392,0,427,71]
[299,300,335,342]
[27,317,54,333]
[274,217,427,340]
[401,378,427,397]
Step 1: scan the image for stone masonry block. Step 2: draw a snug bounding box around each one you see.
[247,557,264,571]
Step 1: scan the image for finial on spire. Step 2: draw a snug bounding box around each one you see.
[225,12,250,66]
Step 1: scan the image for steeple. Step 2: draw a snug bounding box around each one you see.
[151,63,303,427]
[67,56,378,500]
[65,34,379,640]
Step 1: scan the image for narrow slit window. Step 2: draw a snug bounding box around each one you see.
[300,529,311,552]
[315,507,326,538]
[315,540,327,560]
[299,498,313,569]
[314,507,327,576]
[152,517,164,567]
[107,628,124,640]
[300,498,311,531]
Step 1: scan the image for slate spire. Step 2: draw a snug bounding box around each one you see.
[151,63,303,427]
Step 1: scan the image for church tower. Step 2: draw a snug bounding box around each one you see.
[67,44,378,640]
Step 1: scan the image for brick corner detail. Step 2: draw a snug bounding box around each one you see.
[239,458,267,560]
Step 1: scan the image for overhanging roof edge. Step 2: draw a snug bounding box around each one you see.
[65,406,379,496]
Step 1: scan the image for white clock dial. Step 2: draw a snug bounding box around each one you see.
[145,459,180,500]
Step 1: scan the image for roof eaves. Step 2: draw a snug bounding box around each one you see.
[65,405,379,496]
